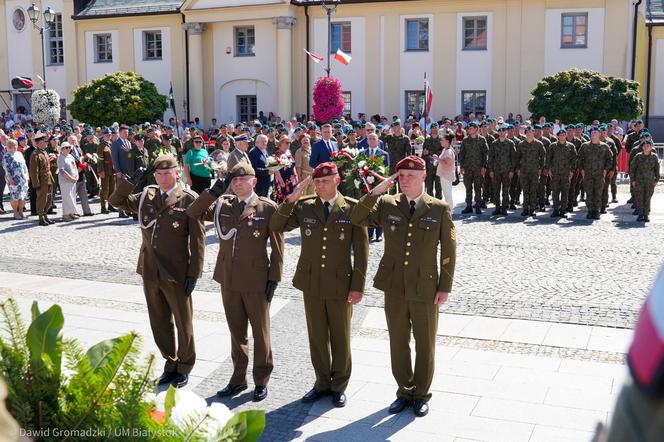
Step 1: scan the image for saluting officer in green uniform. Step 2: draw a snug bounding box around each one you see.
[109,155,206,389]
[351,155,456,418]
[270,162,369,408]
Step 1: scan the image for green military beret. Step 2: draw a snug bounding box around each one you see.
[234,134,250,143]
[589,127,601,134]
[430,122,439,128]
[639,131,651,139]
[333,123,342,129]
[642,139,653,146]
[497,125,508,132]
[153,154,177,169]
[293,127,302,134]
[133,134,145,141]
[376,124,384,130]
[308,124,318,130]
[533,124,542,130]
[634,119,644,125]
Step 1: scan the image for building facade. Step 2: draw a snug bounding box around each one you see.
[0,0,661,134]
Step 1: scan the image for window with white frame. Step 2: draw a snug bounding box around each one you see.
[94,33,112,63]
[405,90,425,118]
[462,90,486,116]
[143,30,162,60]
[342,91,352,115]
[47,14,64,65]
[561,13,588,48]
[405,18,429,51]
[235,26,255,57]
[462,16,487,50]
[237,95,257,122]
[330,22,351,53]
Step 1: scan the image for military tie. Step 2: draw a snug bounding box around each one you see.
[161,192,168,206]
[409,200,416,217]
[323,201,331,221]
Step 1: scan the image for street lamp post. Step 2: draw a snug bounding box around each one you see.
[321,0,340,77]
[27,3,56,90]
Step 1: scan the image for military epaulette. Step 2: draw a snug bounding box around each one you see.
[258,196,277,207]
[182,188,199,198]
[299,195,318,203]
[344,196,359,204]
[145,184,159,190]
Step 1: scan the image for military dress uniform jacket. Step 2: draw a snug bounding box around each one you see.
[28,149,53,188]
[109,179,206,284]
[270,194,369,299]
[97,141,115,175]
[186,190,284,293]
[226,149,250,173]
[351,193,456,301]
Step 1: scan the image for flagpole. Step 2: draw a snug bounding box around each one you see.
[423,72,428,143]
[169,82,181,147]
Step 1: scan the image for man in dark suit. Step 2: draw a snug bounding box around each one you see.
[309,123,338,168]
[110,125,134,218]
[248,134,272,197]
[361,132,390,242]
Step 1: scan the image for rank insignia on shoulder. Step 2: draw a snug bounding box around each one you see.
[442,257,450,265]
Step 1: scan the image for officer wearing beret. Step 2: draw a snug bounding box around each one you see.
[186,163,284,402]
[270,162,369,408]
[351,155,456,418]
[29,133,55,226]
[226,134,251,173]
[108,155,206,388]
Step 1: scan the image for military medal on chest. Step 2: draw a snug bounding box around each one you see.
[339,232,345,240]
[247,211,254,226]
[253,230,260,237]
[172,221,180,229]
[305,228,312,237]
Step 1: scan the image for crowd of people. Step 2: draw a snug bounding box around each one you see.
[0,111,659,228]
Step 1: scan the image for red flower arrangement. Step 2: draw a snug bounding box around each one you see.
[312,76,345,124]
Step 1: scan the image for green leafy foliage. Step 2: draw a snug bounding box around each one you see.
[528,69,644,123]
[69,71,168,127]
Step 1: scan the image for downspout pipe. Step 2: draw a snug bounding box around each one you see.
[631,0,643,80]
[305,5,311,119]
[645,23,653,127]
[182,13,191,122]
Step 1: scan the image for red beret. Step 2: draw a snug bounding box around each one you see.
[312,162,338,179]
[395,155,425,172]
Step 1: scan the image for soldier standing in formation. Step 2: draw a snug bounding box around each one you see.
[109,155,206,388]
[459,122,488,214]
[516,126,545,218]
[270,162,369,408]
[488,125,516,216]
[630,140,660,222]
[28,133,55,226]
[599,125,618,214]
[97,128,116,214]
[578,128,612,220]
[186,163,284,402]
[546,128,577,218]
[351,155,456,418]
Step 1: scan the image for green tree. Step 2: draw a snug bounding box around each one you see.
[69,71,167,127]
[528,69,643,123]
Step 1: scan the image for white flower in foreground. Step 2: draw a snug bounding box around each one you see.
[357,160,366,168]
[367,176,375,184]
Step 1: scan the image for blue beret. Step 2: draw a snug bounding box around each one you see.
[533,124,542,130]
[391,120,401,127]
[557,128,567,134]
[523,126,534,132]
[468,122,479,128]
[102,128,111,134]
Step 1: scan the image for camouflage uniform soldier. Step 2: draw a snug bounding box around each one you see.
[488,125,516,215]
[384,121,411,175]
[534,125,551,211]
[608,125,623,203]
[630,140,660,222]
[567,124,584,209]
[458,122,488,214]
[579,128,613,220]
[423,123,442,199]
[507,124,522,209]
[479,121,493,207]
[546,128,576,218]
[599,126,618,214]
[515,127,545,217]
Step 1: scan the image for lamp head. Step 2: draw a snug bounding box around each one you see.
[44,7,56,25]
[27,3,39,23]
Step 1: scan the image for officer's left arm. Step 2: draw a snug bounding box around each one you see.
[350,221,369,293]
[267,207,285,283]
[187,208,206,278]
[437,204,456,294]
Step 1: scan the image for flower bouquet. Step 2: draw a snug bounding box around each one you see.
[83,152,99,166]
[47,152,58,164]
[341,154,388,198]
[330,147,359,167]
[195,149,228,174]
[267,153,291,172]
[31,89,61,125]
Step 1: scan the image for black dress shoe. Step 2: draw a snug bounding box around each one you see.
[217,384,248,397]
[172,373,189,388]
[108,206,118,212]
[461,206,473,214]
[413,399,429,417]
[637,215,644,222]
[253,385,268,402]
[644,216,650,222]
[474,206,481,215]
[509,204,517,210]
[119,211,129,218]
[600,208,607,214]
[332,392,347,408]
[83,212,94,217]
[45,216,55,225]
[155,371,177,385]
[593,211,601,220]
[612,197,618,203]
[301,388,328,403]
[388,397,412,414]
[38,218,49,227]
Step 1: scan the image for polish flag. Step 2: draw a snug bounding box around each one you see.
[335,49,352,65]
[304,49,324,64]
[424,74,433,117]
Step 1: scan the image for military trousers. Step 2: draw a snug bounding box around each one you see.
[463,169,483,206]
[35,183,53,216]
[584,174,604,212]
[425,174,442,199]
[602,173,614,209]
[519,172,539,210]
[221,289,273,386]
[550,173,570,212]
[509,174,521,205]
[633,181,655,216]
[604,379,664,442]
[482,174,493,203]
[537,174,549,206]
[303,293,352,393]
[568,172,580,207]
[99,173,116,204]
[610,171,618,198]
[384,293,439,401]
[143,279,195,374]
[492,172,511,209]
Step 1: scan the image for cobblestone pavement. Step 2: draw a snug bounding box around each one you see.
[1,184,661,328]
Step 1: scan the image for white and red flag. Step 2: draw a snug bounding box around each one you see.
[304,49,324,64]
[424,73,433,117]
[334,49,352,65]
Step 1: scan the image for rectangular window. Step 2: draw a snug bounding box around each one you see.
[405,18,429,51]
[561,13,588,48]
[342,91,352,116]
[330,22,351,53]
[237,95,257,122]
[405,90,425,119]
[462,90,486,116]
[463,16,487,50]
[47,14,64,65]
[59,99,67,120]
[235,26,255,57]
[94,34,112,63]
[143,30,162,60]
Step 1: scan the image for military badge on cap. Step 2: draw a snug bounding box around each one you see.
[312,162,338,179]
[395,155,425,172]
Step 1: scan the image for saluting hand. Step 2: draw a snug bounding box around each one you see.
[286,176,311,204]
[370,173,398,196]
[347,291,363,304]
[433,292,449,305]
